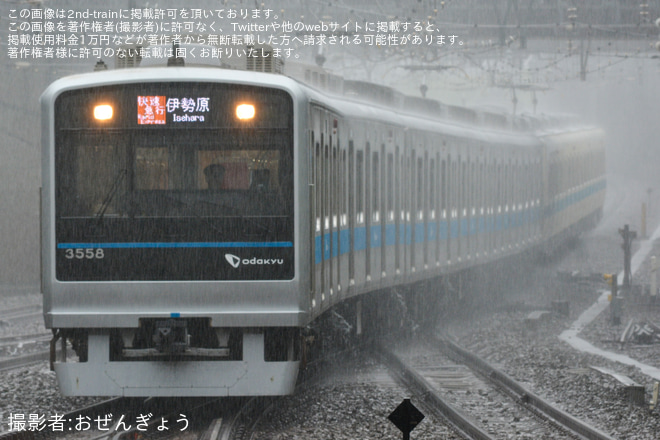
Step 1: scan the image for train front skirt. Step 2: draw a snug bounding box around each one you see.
[53,331,299,396]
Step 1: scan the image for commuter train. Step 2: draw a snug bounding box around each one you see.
[40,47,605,397]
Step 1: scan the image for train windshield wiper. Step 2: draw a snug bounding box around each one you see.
[94,169,127,225]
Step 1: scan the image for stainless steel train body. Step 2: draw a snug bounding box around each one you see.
[41,64,605,397]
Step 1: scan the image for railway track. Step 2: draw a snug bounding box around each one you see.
[376,337,616,440]
[0,389,278,440]
[0,398,129,440]
[439,336,616,440]
[0,396,231,440]
[0,333,51,348]
[0,349,50,372]
[0,305,41,325]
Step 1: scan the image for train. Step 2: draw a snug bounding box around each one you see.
[40,45,606,397]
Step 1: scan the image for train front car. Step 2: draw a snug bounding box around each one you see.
[41,69,308,396]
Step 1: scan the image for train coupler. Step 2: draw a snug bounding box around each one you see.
[153,319,190,353]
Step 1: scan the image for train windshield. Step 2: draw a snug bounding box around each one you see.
[58,129,291,219]
[53,83,294,281]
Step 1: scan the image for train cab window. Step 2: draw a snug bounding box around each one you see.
[66,141,128,217]
[135,147,168,190]
[58,132,291,221]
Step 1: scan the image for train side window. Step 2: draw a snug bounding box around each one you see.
[417,157,424,220]
[462,160,467,217]
[405,155,411,221]
[512,161,517,212]
[429,157,436,220]
[471,161,476,216]
[441,158,447,219]
[365,142,372,226]
[504,162,509,213]
[387,153,394,221]
[332,145,338,229]
[372,151,380,222]
[497,164,502,213]
[479,161,484,216]
[348,140,355,230]
[396,147,403,222]
[356,149,364,224]
[341,149,348,227]
[315,140,321,232]
[496,162,501,212]
[324,141,330,232]
[448,154,454,218]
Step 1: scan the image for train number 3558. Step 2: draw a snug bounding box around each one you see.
[64,248,105,259]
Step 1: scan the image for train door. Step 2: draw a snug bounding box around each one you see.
[414,142,428,274]
[477,156,485,259]
[456,153,464,263]
[523,155,532,246]
[311,106,323,310]
[311,106,342,311]
[369,140,383,284]
[348,140,356,287]
[511,157,519,249]
[409,141,418,274]
[381,143,389,279]
[447,152,455,264]
[490,156,500,256]
[531,155,539,244]
[485,158,493,257]
[411,147,419,274]
[331,119,344,305]
[364,141,372,282]
[516,157,524,248]
[422,149,430,271]
[506,157,513,252]
[497,159,505,253]
[465,154,473,262]
[394,145,402,277]
[439,148,448,266]
[506,158,512,251]
[353,134,367,287]
[429,149,438,268]
[338,141,349,301]
[402,133,413,276]
[326,111,342,306]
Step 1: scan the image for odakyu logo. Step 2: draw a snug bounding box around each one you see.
[225,254,284,268]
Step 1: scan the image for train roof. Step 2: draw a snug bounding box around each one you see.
[40,65,305,101]
[43,43,599,147]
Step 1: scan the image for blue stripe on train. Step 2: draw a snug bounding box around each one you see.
[58,241,293,249]
[314,178,605,264]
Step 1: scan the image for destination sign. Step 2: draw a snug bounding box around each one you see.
[137,95,210,125]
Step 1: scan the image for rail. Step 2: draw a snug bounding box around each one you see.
[440,337,616,440]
